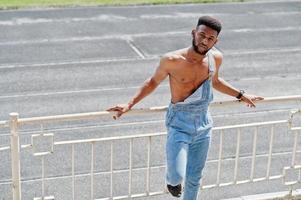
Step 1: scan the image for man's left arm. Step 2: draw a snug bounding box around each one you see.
[211,51,264,107]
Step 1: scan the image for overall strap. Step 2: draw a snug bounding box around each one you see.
[207,50,216,80]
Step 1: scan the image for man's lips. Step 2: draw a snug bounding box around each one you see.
[198,45,208,49]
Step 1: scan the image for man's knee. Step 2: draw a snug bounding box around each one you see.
[185,174,202,188]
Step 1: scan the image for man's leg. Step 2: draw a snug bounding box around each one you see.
[183,129,211,200]
[165,128,188,195]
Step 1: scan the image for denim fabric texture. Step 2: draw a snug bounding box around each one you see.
[165,51,215,200]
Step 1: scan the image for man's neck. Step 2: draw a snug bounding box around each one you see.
[187,47,206,63]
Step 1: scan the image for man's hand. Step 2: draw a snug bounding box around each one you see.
[240,94,264,108]
[106,104,131,119]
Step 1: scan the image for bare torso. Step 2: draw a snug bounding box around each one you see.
[166,48,212,103]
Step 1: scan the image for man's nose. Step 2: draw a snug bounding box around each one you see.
[202,38,209,45]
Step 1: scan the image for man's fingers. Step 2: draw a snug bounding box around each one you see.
[112,110,127,120]
[113,112,121,120]
[107,107,123,112]
[107,107,118,111]
[107,104,131,120]
[252,96,264,101]
[247,98,256,108]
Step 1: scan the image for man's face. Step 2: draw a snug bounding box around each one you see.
[192,25,218,55]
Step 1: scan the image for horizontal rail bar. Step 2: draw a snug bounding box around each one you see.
[18,106,167,125]
[18,111,110,125]
[52,120,287,145]
[15,95,301,125]
[0,108,290,138]
[55,132,166,145]
[0,146,10,151]
[0,156,291,187]
[0,110,292,140]
[13,144,300,166]
[211,95,301,107]
[0,120,9,128]
[0,165,167,185]
[202,175,283,189]
[214,120,288,130]
[96,191,167,200]
[0,166,286,186]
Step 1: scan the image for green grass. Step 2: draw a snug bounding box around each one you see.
[0,0,244,10]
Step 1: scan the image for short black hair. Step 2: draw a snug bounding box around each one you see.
[197,16,222,34]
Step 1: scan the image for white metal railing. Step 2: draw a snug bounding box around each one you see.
[0,95,301,200]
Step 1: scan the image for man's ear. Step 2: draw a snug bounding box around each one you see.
[191,29,196,37]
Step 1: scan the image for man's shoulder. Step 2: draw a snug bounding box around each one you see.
[210,47,223,66]
[161,49,187,62]
[210,47,223,58]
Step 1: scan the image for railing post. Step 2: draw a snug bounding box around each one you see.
[10,113,21,200]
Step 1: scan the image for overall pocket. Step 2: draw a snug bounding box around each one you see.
[168,111,196,134]
[165,109,176,127]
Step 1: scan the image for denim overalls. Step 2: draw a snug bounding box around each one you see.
[165,51,215,200]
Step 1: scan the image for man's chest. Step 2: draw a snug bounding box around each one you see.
[169,62,210,86]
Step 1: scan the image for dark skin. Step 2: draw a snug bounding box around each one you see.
[107,25,264,118]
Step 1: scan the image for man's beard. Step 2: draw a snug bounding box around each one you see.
[192,38,210,55]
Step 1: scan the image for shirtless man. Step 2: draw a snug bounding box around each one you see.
[107,16,264,200]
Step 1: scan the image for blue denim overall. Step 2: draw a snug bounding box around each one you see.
[165,51,215,200]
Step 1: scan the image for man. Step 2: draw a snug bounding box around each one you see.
[107,16,264,200]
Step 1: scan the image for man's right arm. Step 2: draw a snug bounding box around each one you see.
[107,56,171,119]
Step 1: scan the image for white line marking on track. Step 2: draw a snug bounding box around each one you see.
[127,39,146,59]
[0,0,297,14]
[0,10,299,26]
[0,85,169,99]
[0,57,156,69]
[0,31,185,46]
[0,47,301,70]
[226,47,301,55]
[1,74,301,99]
[0,15,134,26]
[0,26,300,46]
[231,26,301,33]
[140,11,301,19]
